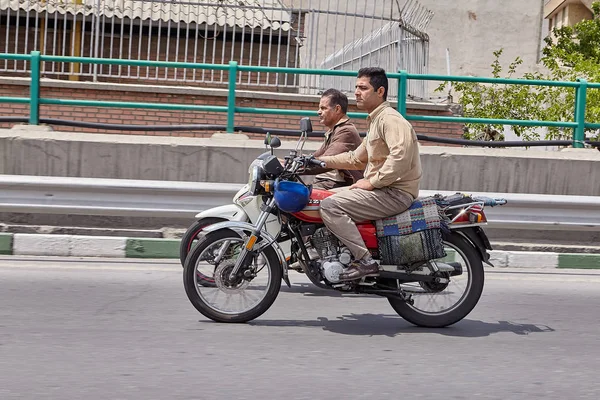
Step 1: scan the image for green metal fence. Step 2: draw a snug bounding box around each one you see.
[1,51,599,149]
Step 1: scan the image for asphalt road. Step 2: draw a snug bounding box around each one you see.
[1,256,598,400]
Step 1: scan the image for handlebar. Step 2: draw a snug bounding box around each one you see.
[286,155,325,171]
[308,158,326,168]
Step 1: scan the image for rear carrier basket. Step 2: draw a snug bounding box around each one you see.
[375,197,447,266]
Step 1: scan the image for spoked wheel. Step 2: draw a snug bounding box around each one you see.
[183,229,282,323]
[179,217,227,288]
[387,233,485,328]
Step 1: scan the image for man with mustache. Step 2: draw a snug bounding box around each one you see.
[307,88,363,190]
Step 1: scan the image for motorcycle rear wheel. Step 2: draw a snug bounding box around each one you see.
[179,217,227,288]
[179,217,227,266]
[387,232,484,328]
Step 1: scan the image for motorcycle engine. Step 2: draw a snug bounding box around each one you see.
[321,260,344,283]
[310,228,353,283]
[310,227,339,260]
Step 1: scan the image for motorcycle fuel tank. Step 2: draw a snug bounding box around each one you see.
[292,189,378,249]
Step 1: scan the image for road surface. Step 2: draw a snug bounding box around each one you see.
[0,256,598,400]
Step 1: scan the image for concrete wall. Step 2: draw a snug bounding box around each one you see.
[1,127,598,196]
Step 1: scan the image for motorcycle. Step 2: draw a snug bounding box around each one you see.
[182,118,507,327]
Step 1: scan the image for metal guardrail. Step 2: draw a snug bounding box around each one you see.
[0,175,239,218]
[0,175,598,232]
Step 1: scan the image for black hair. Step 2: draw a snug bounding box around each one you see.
[357,67,388,100]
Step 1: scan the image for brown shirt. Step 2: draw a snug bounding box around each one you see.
[310,117,363,184]
[319,102,422,199]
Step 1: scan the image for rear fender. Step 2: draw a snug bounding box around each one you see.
[203,221,290,287]
[455,227,494,267]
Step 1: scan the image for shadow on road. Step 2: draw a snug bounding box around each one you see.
[249,314,555,337]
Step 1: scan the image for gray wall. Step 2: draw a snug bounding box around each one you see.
[1,128,598,197]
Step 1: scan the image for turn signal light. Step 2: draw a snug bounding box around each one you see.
[246,235,258,250]
[260,180,274,193]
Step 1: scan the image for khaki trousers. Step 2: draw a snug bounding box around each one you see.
[319,186,414,260]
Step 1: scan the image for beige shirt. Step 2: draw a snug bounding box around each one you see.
[319,102,422,199]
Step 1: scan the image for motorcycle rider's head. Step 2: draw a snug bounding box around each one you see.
[355,67,388,114]
[318,88,349,130]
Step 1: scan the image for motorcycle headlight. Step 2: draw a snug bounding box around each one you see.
[248,158,264,173]
[248,164,265,196]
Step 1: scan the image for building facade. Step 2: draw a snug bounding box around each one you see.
[544,0,594,32]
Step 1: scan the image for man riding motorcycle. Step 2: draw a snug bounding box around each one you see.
[317,67,423,281]
[306,88,363,190]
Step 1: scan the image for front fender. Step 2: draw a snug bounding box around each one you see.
[194,204,248,222]
[203,221,290,287]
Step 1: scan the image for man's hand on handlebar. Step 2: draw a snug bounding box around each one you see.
[306,156,326,168]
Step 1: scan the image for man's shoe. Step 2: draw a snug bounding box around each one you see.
[339,260,380,281]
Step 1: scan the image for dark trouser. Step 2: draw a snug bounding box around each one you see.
[313,178,348,191]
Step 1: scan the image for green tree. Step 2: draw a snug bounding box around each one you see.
[438,2,600,142]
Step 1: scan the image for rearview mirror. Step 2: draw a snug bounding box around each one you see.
[300,117,312,133]
[270,136,281,149]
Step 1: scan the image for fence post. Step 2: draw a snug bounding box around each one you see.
[29,51,41,125]
[226,61,238,133]
[397,70,408,116]
[573,78,587,148]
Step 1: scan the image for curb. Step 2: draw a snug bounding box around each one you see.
[0,233,599,269]
[489,250,600,269]
[1,233,178,259]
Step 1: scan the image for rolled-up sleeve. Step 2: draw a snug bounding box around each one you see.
[368,116,416,188]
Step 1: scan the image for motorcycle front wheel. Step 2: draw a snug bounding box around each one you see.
[387,232,485,328]
[183,228,282,323]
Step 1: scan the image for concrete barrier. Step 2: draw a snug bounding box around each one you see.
[0,126,599,197]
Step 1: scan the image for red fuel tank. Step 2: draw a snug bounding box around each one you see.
[291,189,332,223]
[292,189,378,249]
